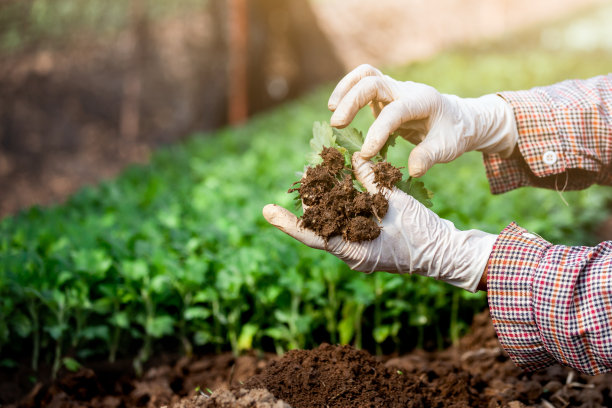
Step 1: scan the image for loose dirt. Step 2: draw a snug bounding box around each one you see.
[290,147,393,242]
[6,311,612,407]
[179,311,612,408]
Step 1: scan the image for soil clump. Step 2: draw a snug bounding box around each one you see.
[186,388,289,408]
[372,161,403,190]
[289,147,393,242]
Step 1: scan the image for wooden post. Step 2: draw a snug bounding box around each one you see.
[120,0,146,141]
[227,0,248,124]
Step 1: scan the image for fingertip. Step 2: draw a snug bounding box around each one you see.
[407,147,431,177]
[262,204,278,222]
[329,117,340,127]
[330,113,347,128]
[407,164,426,178]
[358,150,374,160]
[359,142,379,159]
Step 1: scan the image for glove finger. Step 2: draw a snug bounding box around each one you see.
[369,101,384,118]
[351,153,392,196]
[263,204,325,250]
[328,64,382,111]
[408,141,437,177]
[330,76,393,129]
[360,99,424,159]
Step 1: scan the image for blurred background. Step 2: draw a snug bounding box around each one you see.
[0,0,610,218]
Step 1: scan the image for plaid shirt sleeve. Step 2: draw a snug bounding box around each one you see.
[488,223,612,375]
[483,75,612,194]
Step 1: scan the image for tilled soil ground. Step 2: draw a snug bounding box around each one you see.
[5,310,612,407]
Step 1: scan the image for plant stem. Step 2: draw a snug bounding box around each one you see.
[51,301,65,380]
[27,300,39,371]
[374,275,382,355]
[327,281,337,344]
[109,324,120,363]
[450,290,460,345]
[355,303,364,349]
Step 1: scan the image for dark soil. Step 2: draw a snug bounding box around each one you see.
[177,311,612,408]
[6,311,612,407]
[290,147,394,242]
[3,352,274,408]
[372,161,403,190]
[241,343,452,407]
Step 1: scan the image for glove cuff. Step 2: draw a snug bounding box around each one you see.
[438,226,497,292]
[463,94,519,158]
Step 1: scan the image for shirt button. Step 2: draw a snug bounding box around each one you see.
[542,151,557,165]
[522,232,537,239]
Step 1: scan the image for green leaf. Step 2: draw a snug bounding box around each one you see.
[373,325,391,344]
[146,315,175,338]
[11,312,32,338]
[396,177,434,208]
[0,358,17,368]
[46,324,65,340]
[332,127,364,155]
[237,323,258,351]
[184,306,211,321]
[150,275,170,294]
[121,260,149,281]
[264,327,287,340]
[194,330,212,346]
[338,302,356,345]
[72,249,112,278]
[308,122,336,164]
[110,311,130,329]
[379,132,399,160]
[80,325,110,341]
[62,357,81,372]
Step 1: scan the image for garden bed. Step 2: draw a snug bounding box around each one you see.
[7,311,612,408]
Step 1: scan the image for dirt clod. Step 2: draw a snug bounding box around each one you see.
[292,148,401,242]
[372,161,403,189]
[194,388,290,408]
[320,146,345,175]
[343,215,381,241]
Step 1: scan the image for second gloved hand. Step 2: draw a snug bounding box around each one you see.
[263,153,497,293]
[328,64,519,177]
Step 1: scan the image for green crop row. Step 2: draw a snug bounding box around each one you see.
[1,44,612,377]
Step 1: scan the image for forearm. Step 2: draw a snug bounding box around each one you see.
[487,223,612,375]
[484,75,612,194]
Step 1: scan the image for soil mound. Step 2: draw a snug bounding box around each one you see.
[242,343,480,408]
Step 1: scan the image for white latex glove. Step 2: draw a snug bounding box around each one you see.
[263,153,497,292]
[328,64,518,177]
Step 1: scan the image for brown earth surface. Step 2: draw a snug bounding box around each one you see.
[5,310,612,407]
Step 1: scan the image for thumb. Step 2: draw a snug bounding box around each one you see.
[408,141,437,177]
[351,153,392,196]
[262,204,326,250]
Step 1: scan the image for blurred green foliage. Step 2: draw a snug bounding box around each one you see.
[0,0,205,53]
[1,40,612,374]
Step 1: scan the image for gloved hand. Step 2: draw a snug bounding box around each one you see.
[328,64,518,177]
[263,153,497,292]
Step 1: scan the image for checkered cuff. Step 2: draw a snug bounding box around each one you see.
[483,75,612,194]
[487,222,557,371]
